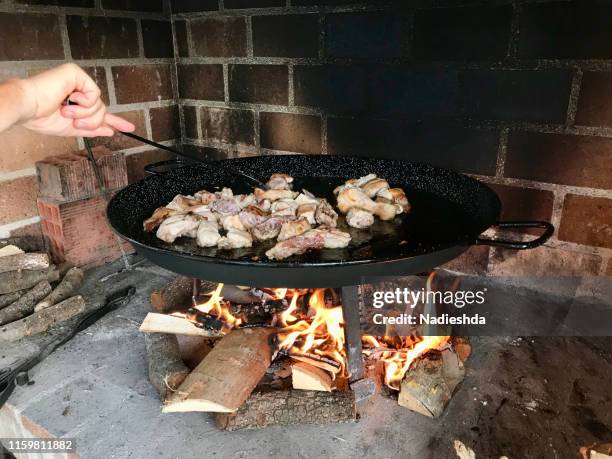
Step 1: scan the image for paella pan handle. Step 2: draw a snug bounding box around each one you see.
[144,159,188,176]
[475,221,554,250]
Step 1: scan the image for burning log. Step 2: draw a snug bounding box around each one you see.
[214,389,356,431]
[0,281,52,326]
[34,267,84,312]
[144,333,190,402]
[163,327,276,413]
[291,361,333,392]
[0,267,59,295]
[398,349,465,418]
[0,295,86,341]
[139,312,223,337]
[0,252,50,273]
[150,276,196,313]
[289,353,342,375]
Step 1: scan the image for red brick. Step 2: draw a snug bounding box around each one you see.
[200,107,255,146]
[182,105,199,140]
[83,66,110,106]
[191,17,247,57]
[606,262,612,276]
[174,20,190,57]
[506,132,612,189]
[38,195,134,267]
[102,0,163,12]
[178,64,224,101]
[90,110,147,151]
[489,184,554,222]
[260,112,321,154]
[112,65,174,104]
[575,72,612,127]
[150,106,180,142]
[142,20,174,58]
[229,65,288,105]
[0,13,63,61]
[36,146,128,201]
[67,16,139,60]
[253,14,318,58]
[0,176,38,225]
[126,148,174,183]
[558,195,612,249]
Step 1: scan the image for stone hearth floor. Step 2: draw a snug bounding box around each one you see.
[1,258,611,458]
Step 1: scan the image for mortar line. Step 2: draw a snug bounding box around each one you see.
[321,114,328,154]
[144,108,153,140]
[288,64,294,106]
[0,167,37,183]
[136,19,145,58]
[223,64,230,104]
[246,16,254,58]
[495,128,509,178]
[549,190,566,239]
[565,67,583,128]
[196,106,203,141]
[254,110,261,152]
[105,65,118,107]
[58,13,72,61]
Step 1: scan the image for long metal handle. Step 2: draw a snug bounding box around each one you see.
[144,159,187,176]
[475,221,554,250]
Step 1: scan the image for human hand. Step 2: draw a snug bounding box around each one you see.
[17,63,135,137]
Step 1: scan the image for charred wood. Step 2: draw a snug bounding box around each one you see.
[150,276,196,313]
[0,281,52,326]
[144,332,190,402]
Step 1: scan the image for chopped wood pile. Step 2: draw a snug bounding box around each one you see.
[0,244,84,341]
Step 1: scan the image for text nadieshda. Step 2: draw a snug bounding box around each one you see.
[372,287,487,309]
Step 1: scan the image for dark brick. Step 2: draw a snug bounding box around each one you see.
[126,149,174,183]
[413,5,512,60]
[260,112,321,154]
[488,184,554,222]
[16,0,93,5]
[293,0,360,4]
[325,12,403,59]
[506,132,612,189]
[200,107,255,146]
[225,0,284,7]
[328,118,498,175]
[102,0,163,12]
[178,64,224,101]
[460,69,572,123]
[253,14,318,58]
[294,65,365,113]
[183,144,228,161]
[229,65,288,105]
[171,0,217,13]
[190,17,247,57]
[575,72,612,127]
[150,105,180,142]
[519,2,612,59]
[0,13,63,61]
[182,105,199,139]
[83,66,109,106]
[91,110,146,150]
[174,20,189,57]
[142,20,174,58]
[113,65,174,104]
[67,16,139,60]
[559,195,612,249]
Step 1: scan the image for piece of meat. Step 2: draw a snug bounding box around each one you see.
[254,188,298,202]
[251,216,286,240]
[194,191,217,205]
[336,187,398,220]
[295,189,319,206]
[265,230,326,260]
[278,218,311,241]
[313,226,352,248]
[235,193,256,209]
[217,229,253,249]
[271,199,298,217]
[189,205,215,218]
[239,209,269,229]
[166,194,201,211]
[143,207,180,232]
[217,187,233,200]
[362,178,390,198]
[315,199,338,227]
[156,214,201,243]
[376,188,394,201]
[211,199,241,216]
[334,173,377,195]
[346,208,375,229]
[222,214,246,231]
[196,221,221,247]
[297,203,317,224]
[267,173,293,190]
[389,188,411,213]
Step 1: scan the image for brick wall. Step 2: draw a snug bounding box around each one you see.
[171,0,612,277]
[0,0,177,244]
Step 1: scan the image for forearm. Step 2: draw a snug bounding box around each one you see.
[0,79,30,133]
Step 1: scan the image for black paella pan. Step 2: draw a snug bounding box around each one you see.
[106,155,553,287]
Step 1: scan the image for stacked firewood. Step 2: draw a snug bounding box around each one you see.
[141,277,356,431]
[0,244,85,341]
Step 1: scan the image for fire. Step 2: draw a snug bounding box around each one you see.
[192,283,242,328]
[362,335,449,390]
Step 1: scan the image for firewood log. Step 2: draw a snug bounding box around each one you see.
[150,276,195,313]
[139,312,223,337]
[0,267,59,294]
[0,295,86,341]
[163,327,276,413]
[0,253,50,274]
[0,281,52,326]
[291,361,333,392]
[144,333,190,402]
[215,389,356,431]
[0,245,24,257]
[0,289,28,310]
[34,267,84,312]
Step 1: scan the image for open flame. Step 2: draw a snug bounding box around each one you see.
[192,283,242,328]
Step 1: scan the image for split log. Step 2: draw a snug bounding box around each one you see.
[176,335,218,369]
[292,361,333,392]
[289,353,342,375]
[144,332,190,402]
[163,327,276,413]
[34,267,84,312]
[150,276,195,313]
[0,289,28,310]
[0,253,50,274]
[0,245,24,257]
[215,389,356,431]
[0,295,86,341]
[0,281,52,326]
[0,267,59,295]
[139,312,223,337]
